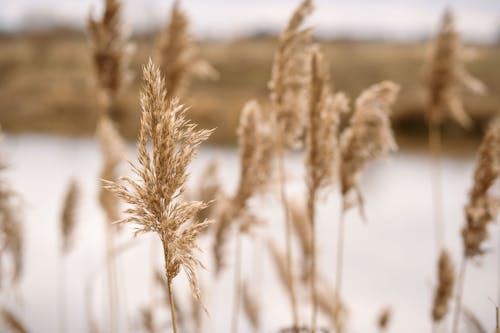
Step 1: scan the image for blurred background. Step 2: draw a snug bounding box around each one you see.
[0,1,499,333]
[0,0,499,147]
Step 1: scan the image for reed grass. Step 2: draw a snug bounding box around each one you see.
[106,59,213,333]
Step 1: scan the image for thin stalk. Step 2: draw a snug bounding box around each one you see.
[231,229,243,333]
[451,257,467,333]
[335,210,346,301]
[105,223,118,333]
[429,121,444,253]
[277,139,299,329]
[307,189,317,332]
[163,245,178,333]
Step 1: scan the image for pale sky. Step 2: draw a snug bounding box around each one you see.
[1,0,499,42]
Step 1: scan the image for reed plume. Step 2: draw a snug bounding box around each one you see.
[431,250,455,322]
[106,59,212,333]
[424,9,486,129]
[268,1,314,327]
[452,118,500,333]
[0,131,23,286]
[306,48,347,331]
[213,100,273,274]
[88,0,133,116]
[60,179,80,254]
[157,1,218,100]
[336,81,399,308]
[1,308,27,333]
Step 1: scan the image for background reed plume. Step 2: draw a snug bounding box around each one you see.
[306,48,347,331]
[0,129,23,287]
[157,1,218,100]
[336,80,399,310]
[424,9,486,129]
[431,249,455,323]
[106,60,212,333]
[60,179,80,254]
[268,0,314,327]
[452,118,500,333]
[88,0,133,118]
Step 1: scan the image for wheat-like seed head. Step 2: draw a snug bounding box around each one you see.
[88,0,133,111]
[340,81,400,218]
[269,0,314,149]
[424,9,485,128]
[306,48,348,195]
[157,1,217,100]
[431,249,455,322]
[97,115,126,224]
[461,118,500,258]
[106,59,213,304]
[60,178,80,254]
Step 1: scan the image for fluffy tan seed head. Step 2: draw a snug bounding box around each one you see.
[269,0,314,149]
[306,48,347,195]
[157,1,217,100]
[461,118,500,258]
[60,179,80,254]
[431,250,455,322]
[340,81,400,218]
[424,9,485,128]
[88,0,133,111]
[106,59,213,304]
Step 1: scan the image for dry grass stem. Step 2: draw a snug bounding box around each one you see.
[157,1,218,100]
[424,9,485,128]
[432,250,455,322]
[60,179,80,254]
[97,115,126,224]
[106,59,212,333]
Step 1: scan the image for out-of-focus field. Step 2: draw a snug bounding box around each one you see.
[0,30,499,147]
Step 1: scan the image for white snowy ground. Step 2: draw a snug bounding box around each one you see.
[0,135,498,333]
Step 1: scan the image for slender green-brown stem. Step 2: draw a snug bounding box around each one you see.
[451,257,467,333]
[307,189,317,332]
[429,121,444,253]
[277,138,299,330]
[231,229,243,333]
[163,244,178,333]
[335,210,346,303]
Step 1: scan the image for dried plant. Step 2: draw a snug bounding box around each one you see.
[213,100,273,274]
[462,118,500,258]
[106,60,212,333]
[335,80,399,313]
[1,308,27,333]
[88,0,133,114]
[424,9,485,129]
[452,118,500,333]
[242,282,261,331]
[97,115,126,224]
[157,1,218,100]
[377,307,392,332]
[268,1,314,327]
[339,81,400,217]
[432,250,455,322]
[306,48,347,331]
[269,0,314,148]
[60,179,80,254]
[0,131,23,286]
